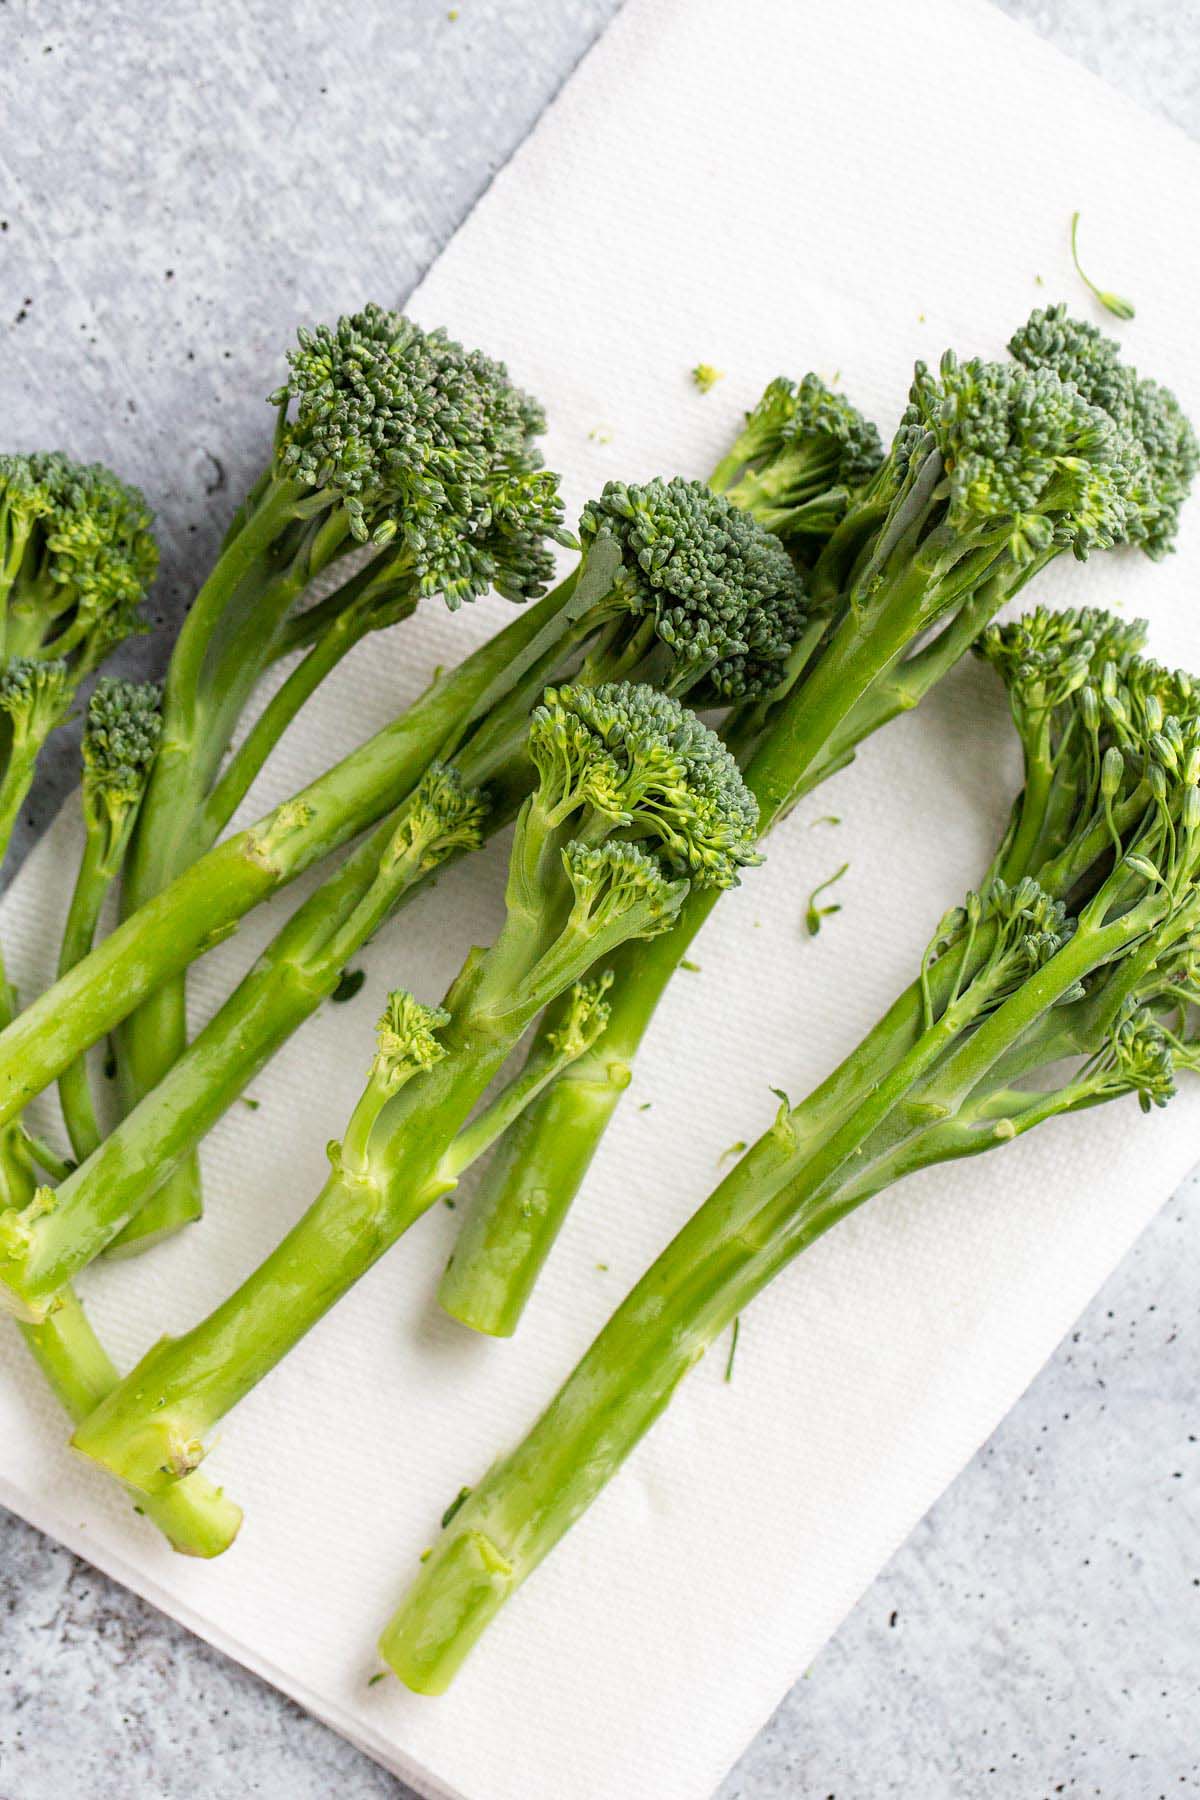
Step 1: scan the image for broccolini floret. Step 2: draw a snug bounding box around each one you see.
[0,451,156,669]
[709,372,884,545]
[1007,303,1197,557]
[576,478,808,700]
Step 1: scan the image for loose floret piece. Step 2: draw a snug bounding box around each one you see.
[379,616,1200,1695]
[1068,212,1136,322]
[68,685,762,1500]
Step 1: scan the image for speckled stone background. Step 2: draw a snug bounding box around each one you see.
[1,3,1198,1797]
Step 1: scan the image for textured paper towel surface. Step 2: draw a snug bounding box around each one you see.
[2,2,1200,1797]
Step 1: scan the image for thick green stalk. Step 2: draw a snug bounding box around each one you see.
[0,807,443,1315]
[0,964,241,1556]
[109,577,415,1257]
[111,493,350,1251]
[0,578,576,1129]
[55,827,111,1161]
[18,1290,242,1557]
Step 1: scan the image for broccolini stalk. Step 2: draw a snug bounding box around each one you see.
[382,629,1200,1690]
[439,311,1198,1337]
[10,978,610,1555]
[0,453,157,1014]
[112,304,570,1254]
[69,684,760,1498]
[18,1287,243,1557]
[56,679,162,1160]
[0,870,238,1557]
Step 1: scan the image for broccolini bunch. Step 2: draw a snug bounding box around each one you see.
[379,607,1200,1693]
[438,308,1199,1339]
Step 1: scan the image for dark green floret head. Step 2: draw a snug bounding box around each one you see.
[721,373,883,487]
[81,678,162,804]
[1007,304,1199,558]
[914,350,1144,562]
[529,681,761,888]
[774,373,885,487]
[272,304,569,602]
[0,452,157,655]
[578,477,808,699]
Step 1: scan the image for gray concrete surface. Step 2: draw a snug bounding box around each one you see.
[1,2,1198,1796]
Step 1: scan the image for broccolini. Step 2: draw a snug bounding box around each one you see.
[381,607,1200,1691]
[111,304,569,1253]
[70,682,759,1499]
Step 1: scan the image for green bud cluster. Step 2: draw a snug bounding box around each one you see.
[82,678,163,807]
[0,657,73,742]
[545,971,615,1062]
[271,305,569,604]
[1009,305,1199,559]
[528,682,761,889]
[579,478,808,700]
[0,452,157,667]
[389,762,490,874]
[373,992,452,1092]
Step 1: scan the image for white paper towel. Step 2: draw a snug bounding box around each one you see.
[2,2,1200,1797]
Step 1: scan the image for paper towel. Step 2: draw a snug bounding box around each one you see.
[2,2,1200,1796]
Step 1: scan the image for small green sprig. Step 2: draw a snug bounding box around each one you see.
[1069,211,1136,322]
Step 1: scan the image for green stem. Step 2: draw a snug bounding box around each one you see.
[0,805,443,1312]
[18,1290,242,1557]
[109,566,414,1258]
[71,1011,522,1496]
[55,828,112,1162]
[380,905,1136,1689]
[201,574,414,848]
